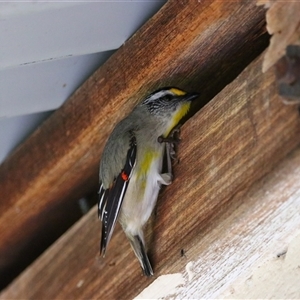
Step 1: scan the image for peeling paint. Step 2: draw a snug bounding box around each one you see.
[219,232,300,299]
[134,273,185,299]
[185,261,196,282]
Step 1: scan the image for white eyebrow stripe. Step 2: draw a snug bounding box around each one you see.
[144,90,171,103]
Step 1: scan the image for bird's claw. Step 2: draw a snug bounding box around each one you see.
[157,126,181,144]
[158,126,181,164]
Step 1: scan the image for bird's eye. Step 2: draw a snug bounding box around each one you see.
[164,94,173,101]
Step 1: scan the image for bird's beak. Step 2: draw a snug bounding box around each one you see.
[183,92,200,101]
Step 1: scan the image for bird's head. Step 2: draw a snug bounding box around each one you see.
[142,87,199,117]
[141,87,199,137]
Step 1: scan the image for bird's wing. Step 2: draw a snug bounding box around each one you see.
[98,133,137,255]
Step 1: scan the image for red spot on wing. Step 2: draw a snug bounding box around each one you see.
[121,171,129,181]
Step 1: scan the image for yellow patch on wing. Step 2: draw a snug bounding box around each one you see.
[169,88,186,96]
[164,102,191,137]
[136,150,159,180]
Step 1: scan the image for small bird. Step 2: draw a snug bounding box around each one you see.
[98,87,199,276]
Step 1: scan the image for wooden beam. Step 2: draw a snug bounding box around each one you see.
[0,0,268,288]
[137,148,300,299]
[2,50,300,299]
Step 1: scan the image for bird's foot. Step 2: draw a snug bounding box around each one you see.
[157,126,181,145]
[158,126,181,163]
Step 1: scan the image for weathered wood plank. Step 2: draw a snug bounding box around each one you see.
[2,50,300,299]
[136,147,300,299]
[0,0,268,288]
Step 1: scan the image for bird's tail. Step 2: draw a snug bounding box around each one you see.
[130,235,153,276]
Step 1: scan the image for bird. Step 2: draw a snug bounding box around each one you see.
[98,87,199,276]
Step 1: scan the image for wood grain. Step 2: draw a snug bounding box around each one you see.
[0,0,268,288]
[2,50,300,299]
[136,147,300,299]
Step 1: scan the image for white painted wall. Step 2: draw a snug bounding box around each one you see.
[0,0,166,163]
